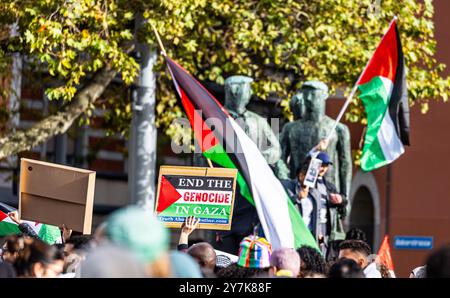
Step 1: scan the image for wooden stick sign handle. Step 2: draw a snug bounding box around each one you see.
[150,23,167,56]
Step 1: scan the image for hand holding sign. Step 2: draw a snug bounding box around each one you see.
[179,216,200,246]
[181,216,200,235]
[316,139,329,151]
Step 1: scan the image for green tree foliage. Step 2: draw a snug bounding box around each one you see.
[0,0,448,143]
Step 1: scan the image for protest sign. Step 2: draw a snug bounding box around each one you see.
[304,157,322,188]
[19,158,96,234]
[155,166,237,230]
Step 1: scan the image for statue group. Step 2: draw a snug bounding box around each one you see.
[223,76,352,198]
[210,75,352,255]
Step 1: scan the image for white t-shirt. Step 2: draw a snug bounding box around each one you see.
[363,262,382,278]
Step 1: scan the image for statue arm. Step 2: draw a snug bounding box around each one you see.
[279,124,291,163]
[259,118,281,165]
[336,124,352,199]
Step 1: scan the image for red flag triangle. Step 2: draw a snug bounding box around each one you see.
[0,210,8,221]
[377,235,395,271]
[156,176,182,213]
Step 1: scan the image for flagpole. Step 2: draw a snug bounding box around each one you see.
[151,24,214,169]
[150,23,167,57]
[324,16,398,143]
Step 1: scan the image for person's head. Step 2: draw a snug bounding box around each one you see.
[78,244,148,278]
[105,206,170,277]
[338,240,372,269]
[93,221,108,245]
[316,152,332,177]
[1,235,22,263]
[345,228,368,243]
[237,236,272,270]
[187,242,217,274]
[169,251,203,278]
[65,235,93,255]
[270,248,301,277]
[299,81,329,119]
[14,239,64,277]
[224,75,253,114]
[216,262,269,278]
[328,258,365,278]
[296,246,326,277]
[425,244,450,278]
[409,265,427,278]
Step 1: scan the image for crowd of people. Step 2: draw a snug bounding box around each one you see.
[0,206,449,278]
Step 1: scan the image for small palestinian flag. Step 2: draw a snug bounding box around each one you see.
[0,210,62,244]
[164,57,318,251]
[358,17,410,171]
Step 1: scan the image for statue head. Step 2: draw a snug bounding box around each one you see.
[224,75,253,114]
[289,93,305,120]
[298,81,329,120]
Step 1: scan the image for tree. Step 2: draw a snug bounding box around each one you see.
[0,0,448,159]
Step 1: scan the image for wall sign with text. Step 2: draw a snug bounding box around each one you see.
[155,166,237,230]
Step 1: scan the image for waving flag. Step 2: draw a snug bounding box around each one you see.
[0,210,62,244]
[358,18,410,171]
[164,57,318,250]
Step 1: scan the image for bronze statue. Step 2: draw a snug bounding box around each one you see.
[224,75,289,179]
[280,81,352,198]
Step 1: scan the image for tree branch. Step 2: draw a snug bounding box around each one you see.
[0,66,118,159]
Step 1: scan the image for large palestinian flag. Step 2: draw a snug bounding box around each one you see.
[164,57,318,250]
[0,210,62,244]
[358,18,410,171]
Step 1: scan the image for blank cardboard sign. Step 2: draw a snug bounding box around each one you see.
[19,158,96,234]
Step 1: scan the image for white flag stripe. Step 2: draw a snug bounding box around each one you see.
[377,109,405,161]
[377,77,405,162]
[229,118,294,249]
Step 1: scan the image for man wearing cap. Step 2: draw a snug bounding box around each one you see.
[282,151,347,258]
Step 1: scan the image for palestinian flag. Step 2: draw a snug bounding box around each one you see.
[164,57,318,250]
[0,210,62,244]
[358,18,410,172]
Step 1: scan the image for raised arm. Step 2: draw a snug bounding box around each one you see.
[177,216,199,252]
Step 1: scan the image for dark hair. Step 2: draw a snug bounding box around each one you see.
[2,235,22,254]
[345,228,368,243]
[339,240,371,257]
[425,244,450,278]
[52,244,65,261]
[296,246,326,277]
[328,258,364,278]
[14,239,61,277]
[215,263,269,278]
[66,235,93,250]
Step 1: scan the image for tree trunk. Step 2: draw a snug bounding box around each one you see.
[0,66,118,159]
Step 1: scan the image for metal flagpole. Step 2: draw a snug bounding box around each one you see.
[151,24,214,169]
[324,16,398,143]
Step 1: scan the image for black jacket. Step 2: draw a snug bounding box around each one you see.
[281,177,347,242]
